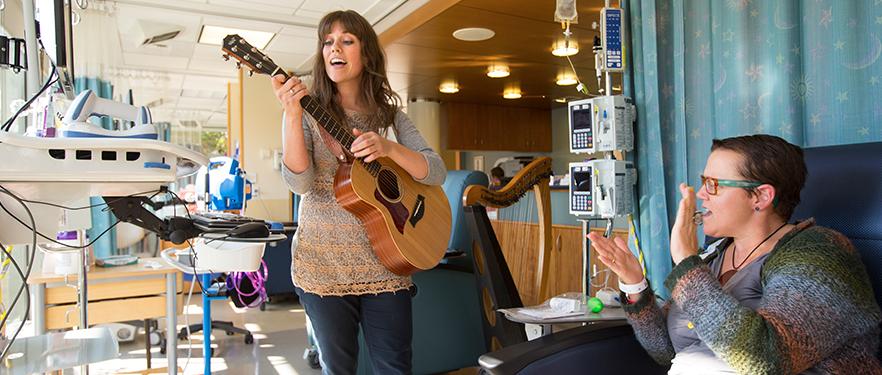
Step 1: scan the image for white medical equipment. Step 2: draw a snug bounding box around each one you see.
[59,89,157,139]
[568,95,635,154]
[600,7,624,72]
[568,160,635,219]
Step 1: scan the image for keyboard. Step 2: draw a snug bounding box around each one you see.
[191,212,265,231]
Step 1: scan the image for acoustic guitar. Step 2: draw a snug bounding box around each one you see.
[221,34,451,276]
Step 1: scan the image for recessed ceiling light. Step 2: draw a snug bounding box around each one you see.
[487,63,510,78]
[452,27,495,42]
[551,38,579,56]
[503,88,522,99]
[439,81,459,94]
[556,71,578,86]
[199,25,275,49]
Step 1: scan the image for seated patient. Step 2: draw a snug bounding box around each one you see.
[589,134,882,374]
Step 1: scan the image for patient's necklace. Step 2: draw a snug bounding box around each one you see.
[719,222,787,285]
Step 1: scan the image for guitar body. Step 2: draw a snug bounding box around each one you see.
[334,157,451,275]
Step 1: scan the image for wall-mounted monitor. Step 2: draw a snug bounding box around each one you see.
[35,0,75,98]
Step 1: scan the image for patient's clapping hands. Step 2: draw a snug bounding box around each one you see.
[588,232,643,284]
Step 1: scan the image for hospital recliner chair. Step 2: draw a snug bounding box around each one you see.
[478,141,882,374]
[353,170,489,374]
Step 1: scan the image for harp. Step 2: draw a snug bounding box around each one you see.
[463,157,553,350]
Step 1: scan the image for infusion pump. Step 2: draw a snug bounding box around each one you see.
[568,95,636,154]
[569,160,636,218]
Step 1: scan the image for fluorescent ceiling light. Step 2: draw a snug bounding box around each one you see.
[199,25,275,49]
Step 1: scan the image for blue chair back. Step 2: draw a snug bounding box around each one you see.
[791,141,882,318]
[441,170,489,269]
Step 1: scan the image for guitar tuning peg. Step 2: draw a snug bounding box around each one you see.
[250,47,257,52]
[236,62,242,69]
[248,70,254,77]
[255,62,263,69]
[222,54,230,61]
[231,46,238,52]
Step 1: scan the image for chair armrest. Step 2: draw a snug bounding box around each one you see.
[479,321,667,375]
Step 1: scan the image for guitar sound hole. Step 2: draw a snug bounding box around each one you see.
[377,169,401,201]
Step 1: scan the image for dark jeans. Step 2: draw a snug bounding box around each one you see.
[295,287,413,375]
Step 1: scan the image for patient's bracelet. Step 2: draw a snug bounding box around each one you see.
[619,278,649,295]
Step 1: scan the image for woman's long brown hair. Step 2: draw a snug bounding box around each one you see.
[311,10,401,134]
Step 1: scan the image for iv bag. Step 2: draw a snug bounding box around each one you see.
[555,0,578,23]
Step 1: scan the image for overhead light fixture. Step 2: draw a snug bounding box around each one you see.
[551,38,579,56]
[554,97,568,103]
[487,63,510,78]
[503,86,522,99]
[439,81,459,94]
[199,25,275,49]
[556,71,578,86]
[452,27,495,41]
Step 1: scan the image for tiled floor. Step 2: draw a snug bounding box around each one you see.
[89,294,322,375]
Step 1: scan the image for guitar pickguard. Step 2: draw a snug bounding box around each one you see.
[374,189,408,234]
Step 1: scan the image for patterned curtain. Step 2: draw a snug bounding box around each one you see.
[625,0,882,298]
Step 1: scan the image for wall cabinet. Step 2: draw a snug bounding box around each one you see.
[445,102,551,152]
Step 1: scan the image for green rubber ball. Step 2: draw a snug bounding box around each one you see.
[588,297,604,313]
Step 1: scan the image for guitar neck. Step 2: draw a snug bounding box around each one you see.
[271,67,355,150]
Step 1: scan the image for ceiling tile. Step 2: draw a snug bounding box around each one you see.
[206,0,299,16]
[265,34,316,55]
[123,53,190,70]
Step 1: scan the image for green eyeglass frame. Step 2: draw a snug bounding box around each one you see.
[700,175,763,196]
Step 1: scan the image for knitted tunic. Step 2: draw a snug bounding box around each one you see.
[281,110,446,296]
[623,220,882,374]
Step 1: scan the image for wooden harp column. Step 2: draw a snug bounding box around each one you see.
[463,157,552,350]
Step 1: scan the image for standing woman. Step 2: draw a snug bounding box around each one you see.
[271,10,446,375]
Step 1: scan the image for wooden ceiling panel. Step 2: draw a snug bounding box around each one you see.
[383,0,610,108]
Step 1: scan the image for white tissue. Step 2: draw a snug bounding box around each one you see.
[549,296,581,313]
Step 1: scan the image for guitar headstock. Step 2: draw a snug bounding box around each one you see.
[221,34,280,77]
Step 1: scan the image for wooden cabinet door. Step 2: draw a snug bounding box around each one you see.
[547,225,584,297]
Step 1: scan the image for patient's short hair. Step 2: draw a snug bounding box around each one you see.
[490,166,504,179]
[711,134,806,220]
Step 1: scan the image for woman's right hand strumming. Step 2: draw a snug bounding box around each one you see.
[272,74,308,119]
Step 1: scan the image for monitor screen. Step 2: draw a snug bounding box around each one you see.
[35,0,75,98]
[571,105,592,131]
[571,166,592,192]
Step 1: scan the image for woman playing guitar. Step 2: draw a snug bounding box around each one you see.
[271,9,446,375]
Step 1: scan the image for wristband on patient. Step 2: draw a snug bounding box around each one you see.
[618,278,649,294]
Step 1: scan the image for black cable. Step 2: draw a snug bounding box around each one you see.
[0,185,123,249]
[18,189,161,211]
[2,66,58,132]
[0,188,37,361]
[165,190,212,295]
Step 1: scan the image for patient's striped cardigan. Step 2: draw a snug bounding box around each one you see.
[623,221,882,374]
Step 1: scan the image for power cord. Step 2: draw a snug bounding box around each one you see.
[0,187,38,361]
[2,65,58,132]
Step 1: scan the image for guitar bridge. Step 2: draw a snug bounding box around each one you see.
[409,195,426,227]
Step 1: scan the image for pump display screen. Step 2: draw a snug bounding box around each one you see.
[572,106,592,131]
[572,168,591,192]
[569,164,593,214]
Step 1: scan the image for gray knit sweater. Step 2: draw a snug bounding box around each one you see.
[623,220,882,374]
